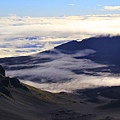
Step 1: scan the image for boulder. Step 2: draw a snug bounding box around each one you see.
[9,77,29,91]
[0,65,5,76]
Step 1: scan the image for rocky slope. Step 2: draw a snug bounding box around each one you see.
[0,65,120,120]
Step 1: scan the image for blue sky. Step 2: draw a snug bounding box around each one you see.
[0,0,120,17]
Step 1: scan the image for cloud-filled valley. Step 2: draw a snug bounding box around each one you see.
[3,46,120,93]
[6,49,99,81]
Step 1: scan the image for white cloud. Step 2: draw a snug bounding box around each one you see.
[22,76,120,93]
[104,6,120,11]
[0,14,120,57]
[68,4,75,6]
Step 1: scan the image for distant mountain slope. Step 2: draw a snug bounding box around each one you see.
[55,36,120,54]
[55,36,120,64]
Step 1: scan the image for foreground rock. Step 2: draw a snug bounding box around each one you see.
[0,65,120,120]
[0,65,28,98]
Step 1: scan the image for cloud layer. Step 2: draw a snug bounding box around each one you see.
[6,49,117,93]
[0,14,120,57]
[104,6,120,11]
[23,75,120,93]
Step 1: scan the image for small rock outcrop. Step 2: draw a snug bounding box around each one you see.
[0,65,5,76]
[9,77,29,90]
[0,65,29,98]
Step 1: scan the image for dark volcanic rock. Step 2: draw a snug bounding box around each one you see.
[0,65,5,76]
[0,86,12,97]
[0,65,29,97]
[9,77,29,91]
[9,77,22,87]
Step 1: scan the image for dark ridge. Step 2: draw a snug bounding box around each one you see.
[55,36,120,53]
[55,36,120,65]
[55,40,79,52]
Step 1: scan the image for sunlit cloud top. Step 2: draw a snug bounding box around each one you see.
[104,6,120,11]
[68,4,75,6]
[0,14,120,58]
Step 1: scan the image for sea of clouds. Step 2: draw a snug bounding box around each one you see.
[0,14,120,57]
[1,14,120,93]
